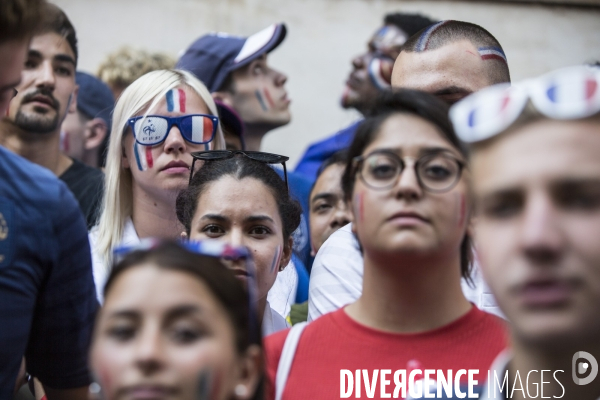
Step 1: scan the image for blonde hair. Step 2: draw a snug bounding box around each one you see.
[97,46,176,92]
[94,69,225,269]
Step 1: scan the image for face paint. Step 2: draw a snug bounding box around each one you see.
[415,21,448,52]
[133,141,153,171]
[166,88,186,113]
[353,192,364,223]
[254,90,269,112]
[270,245,282,273]
[263,87,275,109]
[368,57,393,90]
[196,369,212,400]
[477,46,508,64]
[457,193,466,229]
[59,130,69,152]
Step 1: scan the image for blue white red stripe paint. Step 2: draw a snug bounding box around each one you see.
[270,246,282,273]
[368,58,392,90]
[478,47,507,63]
[415,21,448,52]
[166,88,186,112]
[133,141,153,171]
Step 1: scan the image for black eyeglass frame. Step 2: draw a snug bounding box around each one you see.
[353,149,466,193]
[189,150,290,191]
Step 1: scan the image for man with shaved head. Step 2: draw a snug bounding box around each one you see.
[308,20,510,322]
[393,20,510,104]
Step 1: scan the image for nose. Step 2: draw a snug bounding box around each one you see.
[227,228,244,248]
[352,54,367,70]
[393,162,423,201]
[329,201,353,230]
[36,60,56,89]
[519,191,564,265]
[134,325,164,376]
[273,68,287,87]
[163,125,186,154]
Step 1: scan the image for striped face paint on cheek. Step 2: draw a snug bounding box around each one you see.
[269,245,282,273]
[133,141,153,171]
[255,90,269,112]
[353,192,364,223]
[166,88,186,113]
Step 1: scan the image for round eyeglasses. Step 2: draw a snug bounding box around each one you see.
[353,150,465,193]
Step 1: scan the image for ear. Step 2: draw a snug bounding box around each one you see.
[84,118,108,151]
[180,231,188,240]
[212,91,234,107]
[279,237,293,271]
[233,344,262,399]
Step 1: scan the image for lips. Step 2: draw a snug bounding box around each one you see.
[387,211,429,223]
[160,160,189,172]
[121,384,178,400]
[515,277,580,308]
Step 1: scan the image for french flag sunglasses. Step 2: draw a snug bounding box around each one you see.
[127,114,219,146]
[450,65,600,144]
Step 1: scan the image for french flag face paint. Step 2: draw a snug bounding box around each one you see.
[478,46,507,64]
[415,21,448,52]
[133,141,153,171]
[269,245,282,273]
[166,88,186,113]
[368,57,393,90]
[255,89,269,112]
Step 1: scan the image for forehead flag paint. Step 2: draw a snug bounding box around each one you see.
[166,88,186,113]
[415,20,448,52]
[477,46,507,64]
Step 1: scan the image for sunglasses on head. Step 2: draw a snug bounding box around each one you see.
[450,65,600,144]
[127,114,219,146]
[189,150,290,190]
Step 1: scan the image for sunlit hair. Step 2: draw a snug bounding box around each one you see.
[94,69,225,270]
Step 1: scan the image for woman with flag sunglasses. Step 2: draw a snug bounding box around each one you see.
[176,151,302,336]
[90,69,226,302]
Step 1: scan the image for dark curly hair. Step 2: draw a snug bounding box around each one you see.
[384,13,438,38]
[176,155,302,243]
[341,89,473,282]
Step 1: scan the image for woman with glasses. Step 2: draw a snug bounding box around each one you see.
[91,240,263,400]
[265,90,507,400]
[176,151,302,336]
[90,69,225,302]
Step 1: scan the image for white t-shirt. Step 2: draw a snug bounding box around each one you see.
[89,218,298,321]
[263,300,290,337]
[307,223,503,321]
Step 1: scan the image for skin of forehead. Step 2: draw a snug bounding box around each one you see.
[391,39,491,93]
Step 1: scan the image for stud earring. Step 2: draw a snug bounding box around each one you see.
[234,384,248,397]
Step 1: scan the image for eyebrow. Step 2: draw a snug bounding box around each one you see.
[200,214,228,222]
[107,310,139,320]
[164,304,203,323]
[418,147,459,157]
[245,215,275,224]
[28,49,76,66]
[311,193,336,204]
[432,86,472,96]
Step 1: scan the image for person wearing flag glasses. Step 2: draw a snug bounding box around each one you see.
[90,69,225,302]
[451,65,600,399]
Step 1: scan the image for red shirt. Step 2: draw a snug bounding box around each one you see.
[265,306,507,400]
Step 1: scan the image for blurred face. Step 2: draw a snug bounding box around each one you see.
[227,55,290,127]
[392,40,492,105]
[91,264,254,400]
[309,163,353,254]
[352,113,469,264]
[342,24,407,112]
[0,38,28,116]
[122,86,214,198]
[472,119,600,344]
[188,176,292,302]
[8,32,77,134]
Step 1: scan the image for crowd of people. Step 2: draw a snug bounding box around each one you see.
[1,0,599,399]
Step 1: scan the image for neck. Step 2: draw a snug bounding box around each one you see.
[83,149,100,169]
[507,335,600,400]
[346,249,471,333]
[130,184,185,240]
[0,121,72,176]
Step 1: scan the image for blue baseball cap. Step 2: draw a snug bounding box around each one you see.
[75,71,115,128]
[176,23,287,92]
